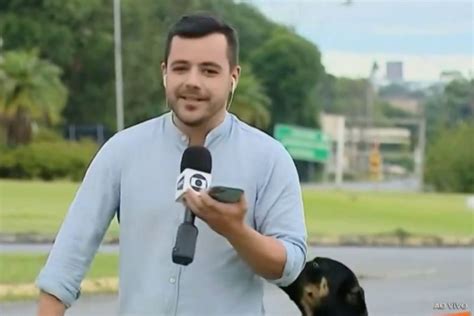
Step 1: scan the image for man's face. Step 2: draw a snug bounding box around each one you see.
[162,33,239,127]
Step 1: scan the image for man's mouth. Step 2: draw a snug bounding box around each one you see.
[180,96,206,102]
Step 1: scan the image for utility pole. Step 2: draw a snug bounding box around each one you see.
[367,62,378,136]
[335,115,345,187]
[0,37,4,62]
[113,0,124,131]
[361,61,378,176]
[415,115,426,191]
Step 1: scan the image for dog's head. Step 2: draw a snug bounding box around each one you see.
[280,257,368,316]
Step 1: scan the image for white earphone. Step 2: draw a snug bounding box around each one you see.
[231,77,236,94]
[163,74,167,88]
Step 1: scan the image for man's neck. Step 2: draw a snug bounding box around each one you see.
[173,110,226,146]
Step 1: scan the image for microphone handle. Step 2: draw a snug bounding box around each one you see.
[172,208,198,266]
[183,208,195,224]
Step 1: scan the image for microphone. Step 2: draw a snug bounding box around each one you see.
[172,146,212,265]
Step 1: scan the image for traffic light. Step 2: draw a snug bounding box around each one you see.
[369,142,382,181]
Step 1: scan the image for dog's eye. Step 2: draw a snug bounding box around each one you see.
[312,261,319,269]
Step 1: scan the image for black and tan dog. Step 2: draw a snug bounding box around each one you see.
[280,257,368,316]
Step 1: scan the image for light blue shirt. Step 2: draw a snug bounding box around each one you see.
[36,112,307,315]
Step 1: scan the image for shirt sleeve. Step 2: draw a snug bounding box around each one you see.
[35,135,121,307]
[254,143,307,287]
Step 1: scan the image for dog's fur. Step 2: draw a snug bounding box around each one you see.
[279,257,368,316]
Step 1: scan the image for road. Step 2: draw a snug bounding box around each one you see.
[1,246,473,315]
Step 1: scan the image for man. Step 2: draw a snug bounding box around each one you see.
[36,13,307,315]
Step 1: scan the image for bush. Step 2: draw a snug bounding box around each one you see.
[32,127,64,142]
[0,140,98,181]
[425,122,474,193]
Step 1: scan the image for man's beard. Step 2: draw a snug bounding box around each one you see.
[169,101,210,127]
[168,94,226,128]
[175,113,207,127]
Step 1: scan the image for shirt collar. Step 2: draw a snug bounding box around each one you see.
[163,111,233,149]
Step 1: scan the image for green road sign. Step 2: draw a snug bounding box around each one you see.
[274,124,331,163]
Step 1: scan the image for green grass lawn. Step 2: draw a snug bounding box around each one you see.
[0,180,119,240]
[0,179,472,239]
[0,253,119,301]
[0,253,118,284]
[303,189,473,237]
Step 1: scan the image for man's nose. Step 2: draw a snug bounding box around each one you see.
[183,68,202,89]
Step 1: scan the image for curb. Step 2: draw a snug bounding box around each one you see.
[1,233,473,248]
[308,235,474,248]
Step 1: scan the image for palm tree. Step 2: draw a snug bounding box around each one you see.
[0,49,67,145]
[229,67,271,130]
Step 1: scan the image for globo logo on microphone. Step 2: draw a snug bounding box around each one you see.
[175,168,212,202]
[189,174,208,191]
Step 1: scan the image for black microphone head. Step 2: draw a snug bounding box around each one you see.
[180,146,212,173]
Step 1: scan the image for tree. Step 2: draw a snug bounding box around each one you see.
[422,79,474,192]
[318,75,368,117]
[1,0,115,128]
[0,0,324,134]
[378,83,425,100]
[316,74,419,124]
[0,49,67,145]
[250,30,325,132]
[443,79,474,126]
[425,123,474,193]
[196,0,276,62]
[229,66,271,130]
[424,79,474,144]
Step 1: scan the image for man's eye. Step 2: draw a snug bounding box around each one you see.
[203,69,218,75]
[172,67,187,72]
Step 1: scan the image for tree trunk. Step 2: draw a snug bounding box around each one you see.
[7,106,32,146]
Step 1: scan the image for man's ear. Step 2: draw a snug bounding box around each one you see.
[230,65,241,94]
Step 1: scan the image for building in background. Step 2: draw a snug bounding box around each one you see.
[382,96,421,115]
[439,70,464,84]
[386,61,404,83]
[321,113,412,180]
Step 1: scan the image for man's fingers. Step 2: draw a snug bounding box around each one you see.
[201,190,247,210]
[183,189,205,218]
[238,194,248,210]
[200,191,219,209]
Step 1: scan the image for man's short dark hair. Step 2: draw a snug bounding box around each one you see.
[164,13,239,68]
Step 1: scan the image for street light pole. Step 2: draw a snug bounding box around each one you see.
[0,37,4,62]
[416,116,426,191]
[113,0,124,131]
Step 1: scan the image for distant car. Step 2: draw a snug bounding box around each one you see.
[383,164,407,176]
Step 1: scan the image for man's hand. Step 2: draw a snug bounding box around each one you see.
[182,188,247,238]
[182,188,286,280]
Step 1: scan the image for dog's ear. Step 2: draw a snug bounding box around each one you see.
[345,285,368,315]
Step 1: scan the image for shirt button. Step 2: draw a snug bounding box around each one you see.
[181,135,187,142]
[169,277,176,284]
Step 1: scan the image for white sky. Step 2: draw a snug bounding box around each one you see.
[241,0,473,81]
